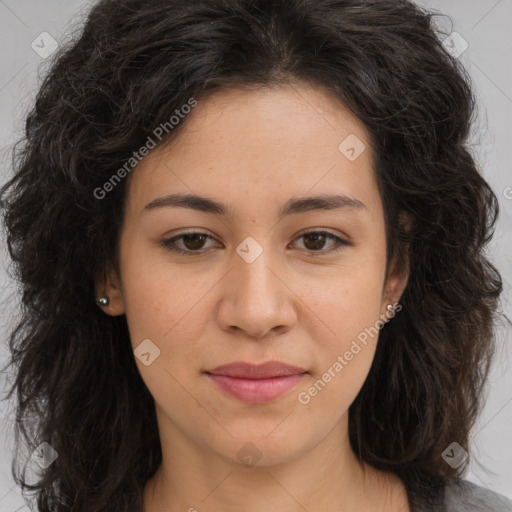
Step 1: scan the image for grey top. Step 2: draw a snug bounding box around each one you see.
[444,480,512,512]
[411,479,512,511]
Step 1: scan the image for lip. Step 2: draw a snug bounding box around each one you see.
[207,361,307,378]
[205,361,308,404]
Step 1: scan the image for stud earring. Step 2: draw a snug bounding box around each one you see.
[387,304,394,312]
[98,296,110,307]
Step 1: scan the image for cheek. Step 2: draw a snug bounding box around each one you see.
[306,242,387,340]
[296,293,382,429]
[119,256,209,417]
[119,238,204,341]
[298,243,386,403]
[119,245,219,403]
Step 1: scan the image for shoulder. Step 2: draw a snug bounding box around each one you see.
[443,479,512,512]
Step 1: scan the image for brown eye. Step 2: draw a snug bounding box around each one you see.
[302,232,329,251]
[181,233,209,250]
[160,232,220,254]
[292,231,351,254]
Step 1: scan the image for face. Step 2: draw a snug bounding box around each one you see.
[98,83,407,466]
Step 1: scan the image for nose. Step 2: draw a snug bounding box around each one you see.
[216,245,297,339]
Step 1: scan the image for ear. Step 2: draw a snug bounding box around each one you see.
[94,265,126,316]
[381,212,411,316]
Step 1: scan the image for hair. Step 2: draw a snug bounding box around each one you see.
[0,0,505,510]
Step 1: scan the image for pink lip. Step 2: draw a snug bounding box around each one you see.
[205,361,307,404]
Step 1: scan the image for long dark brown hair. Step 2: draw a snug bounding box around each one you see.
[0,0,505,510]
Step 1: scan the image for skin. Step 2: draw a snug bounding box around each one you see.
[96,83,410,512]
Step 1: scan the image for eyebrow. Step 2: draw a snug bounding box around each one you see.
[143,193,366,218]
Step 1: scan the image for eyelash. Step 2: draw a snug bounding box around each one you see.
[160,230,351,256]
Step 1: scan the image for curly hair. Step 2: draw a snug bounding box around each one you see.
[0,0,504,510]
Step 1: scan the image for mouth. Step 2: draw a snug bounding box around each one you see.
[205,361,308,404]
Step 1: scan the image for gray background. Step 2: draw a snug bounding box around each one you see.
[0,0,511,510]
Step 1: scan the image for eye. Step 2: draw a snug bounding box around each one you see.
[160,231,220,254]
[290,230,351,255]
[160,230,351,255]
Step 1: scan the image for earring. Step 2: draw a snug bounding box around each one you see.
[98,296,110,307]
[387,304,394,312]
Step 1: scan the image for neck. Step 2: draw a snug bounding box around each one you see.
[142,409,409,512]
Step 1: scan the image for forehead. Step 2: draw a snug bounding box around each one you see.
[125,83,380,219]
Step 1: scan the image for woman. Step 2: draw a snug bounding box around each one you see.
[1,0,511,511]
